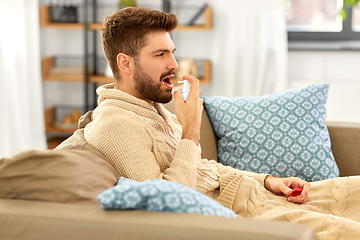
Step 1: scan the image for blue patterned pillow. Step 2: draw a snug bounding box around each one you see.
[97,177,237,218]
[202,82,339,182]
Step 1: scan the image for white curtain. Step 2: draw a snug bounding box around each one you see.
[209,0,287,97]
[0,0,47,158]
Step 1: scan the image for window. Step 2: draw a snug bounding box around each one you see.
[287,0,360,43]
[352,5,360,31]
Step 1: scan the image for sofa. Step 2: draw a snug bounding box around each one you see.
[1,93,359,240]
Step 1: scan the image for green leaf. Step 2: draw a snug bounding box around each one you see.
[118,0,137,7]
[340,0,360,21]
[344,0,360,7]
[340,8,348,20]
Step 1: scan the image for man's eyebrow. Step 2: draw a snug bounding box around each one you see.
[151,48,176,54]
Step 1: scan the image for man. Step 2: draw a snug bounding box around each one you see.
[58,7,360,239]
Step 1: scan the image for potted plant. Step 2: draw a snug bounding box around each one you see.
[118,0,137,9]
[341,0,360,19]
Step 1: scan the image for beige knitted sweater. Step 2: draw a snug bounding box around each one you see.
[84,84,360,239]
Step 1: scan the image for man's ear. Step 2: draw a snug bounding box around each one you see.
[116,53,132,73]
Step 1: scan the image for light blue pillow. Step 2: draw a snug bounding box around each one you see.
[202,82,339,182]
[97,177,237,218]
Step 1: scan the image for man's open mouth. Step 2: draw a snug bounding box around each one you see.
[162,75,174,88]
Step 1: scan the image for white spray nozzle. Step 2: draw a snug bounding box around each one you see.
[178,80,190,101]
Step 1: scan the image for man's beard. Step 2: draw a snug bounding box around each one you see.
[133,62,174,104]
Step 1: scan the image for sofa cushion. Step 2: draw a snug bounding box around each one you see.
[0,149,119,205]
[97,177,237,218]
[203,82,339,182]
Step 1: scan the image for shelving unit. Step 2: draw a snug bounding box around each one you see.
[40,1,213,147]
[40,4,212,86]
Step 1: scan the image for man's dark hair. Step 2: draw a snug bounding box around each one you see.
[101,7,178,80]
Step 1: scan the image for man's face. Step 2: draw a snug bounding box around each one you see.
[133,31,178,104]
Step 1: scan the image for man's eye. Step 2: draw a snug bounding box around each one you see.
[156,53,164,57]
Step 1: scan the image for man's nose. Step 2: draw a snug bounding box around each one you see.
[169,55,178,70]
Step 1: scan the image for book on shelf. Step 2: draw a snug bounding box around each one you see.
[188,4,208,26]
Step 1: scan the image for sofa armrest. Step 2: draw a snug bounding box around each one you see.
[327,121,360,177]
[0,199,316,240]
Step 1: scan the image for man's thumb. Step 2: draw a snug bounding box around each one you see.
[174,91,182,101]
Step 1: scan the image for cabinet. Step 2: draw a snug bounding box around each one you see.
[40,1,213,147]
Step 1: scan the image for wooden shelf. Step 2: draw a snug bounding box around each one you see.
[40,6,83,29]
[44,106,78,134]
[42,56,109,83]
[40,5,212,31]
[175,7,213,31]
[41,56,84,82]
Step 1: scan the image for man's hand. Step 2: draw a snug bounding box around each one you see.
[264,175,311,204]
[174,76,203,145]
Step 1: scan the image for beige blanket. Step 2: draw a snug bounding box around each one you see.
[219,174,360,240]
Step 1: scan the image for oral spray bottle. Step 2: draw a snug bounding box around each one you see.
[178,80,190,101]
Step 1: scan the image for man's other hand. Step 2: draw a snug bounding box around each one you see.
[264,175,311,204]
[174,76,203,145]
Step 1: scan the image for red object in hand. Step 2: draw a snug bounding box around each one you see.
[290,188,303,197]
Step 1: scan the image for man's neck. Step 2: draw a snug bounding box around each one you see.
[114,80,154,105]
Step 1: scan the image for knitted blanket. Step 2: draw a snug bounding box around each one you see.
[219,174,360,239]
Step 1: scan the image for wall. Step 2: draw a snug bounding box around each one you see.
[288,51,360,123]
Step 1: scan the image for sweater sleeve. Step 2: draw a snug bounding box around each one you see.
[198,158,267,187]
[215,161,268,186]
[84,107,198,187]
[165,139,199,187]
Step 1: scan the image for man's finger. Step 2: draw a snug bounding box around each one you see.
[301,182,311,197]
[280,182,292,196]
[183,76,200,97]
